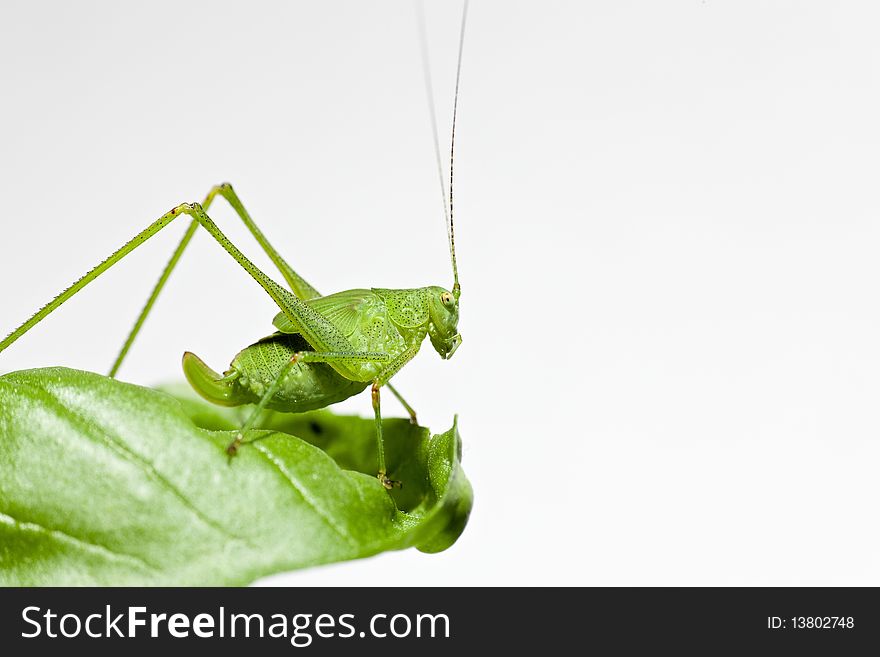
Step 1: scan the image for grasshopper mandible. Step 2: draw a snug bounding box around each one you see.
[0,1,468,490]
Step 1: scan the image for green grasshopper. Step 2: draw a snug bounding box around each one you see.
[0,2,469,490]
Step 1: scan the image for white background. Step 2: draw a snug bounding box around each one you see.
[2,0,880,586]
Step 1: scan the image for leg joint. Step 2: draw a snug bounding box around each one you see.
[169,202,202,217]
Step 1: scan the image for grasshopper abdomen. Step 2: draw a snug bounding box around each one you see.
[183,333,368,413]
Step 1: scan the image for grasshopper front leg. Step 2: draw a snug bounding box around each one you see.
[298,348,419,489]
[372,345,422,488]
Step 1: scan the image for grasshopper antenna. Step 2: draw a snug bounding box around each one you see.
[449,0,467,298]
[417,0,468,299]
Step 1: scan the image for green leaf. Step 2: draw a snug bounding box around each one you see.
[0,367,472,585]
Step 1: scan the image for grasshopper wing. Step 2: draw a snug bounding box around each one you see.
[272,289,377,337]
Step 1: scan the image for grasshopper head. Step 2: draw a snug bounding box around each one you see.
[427,286,462,360]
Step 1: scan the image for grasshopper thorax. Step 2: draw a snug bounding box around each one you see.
[426,285,462,360]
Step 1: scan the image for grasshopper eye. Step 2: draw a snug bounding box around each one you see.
[440,291,454,307]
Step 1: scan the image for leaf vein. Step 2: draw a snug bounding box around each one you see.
[18,381,256,549]
[253,441,358,547]
[0,509,157,572]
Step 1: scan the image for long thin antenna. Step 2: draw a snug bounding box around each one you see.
[448,0,468,297]
[417,0,467,298]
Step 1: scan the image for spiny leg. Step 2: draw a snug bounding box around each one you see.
[211,183,320,300]
[166,205,358,358]
[109,183,321,377]
[1,203,354,367]
[108,217,198,377]
[0,207,188,356]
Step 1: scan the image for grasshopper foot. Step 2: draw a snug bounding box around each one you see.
[226,434,243,458]
[377,471,402,490]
